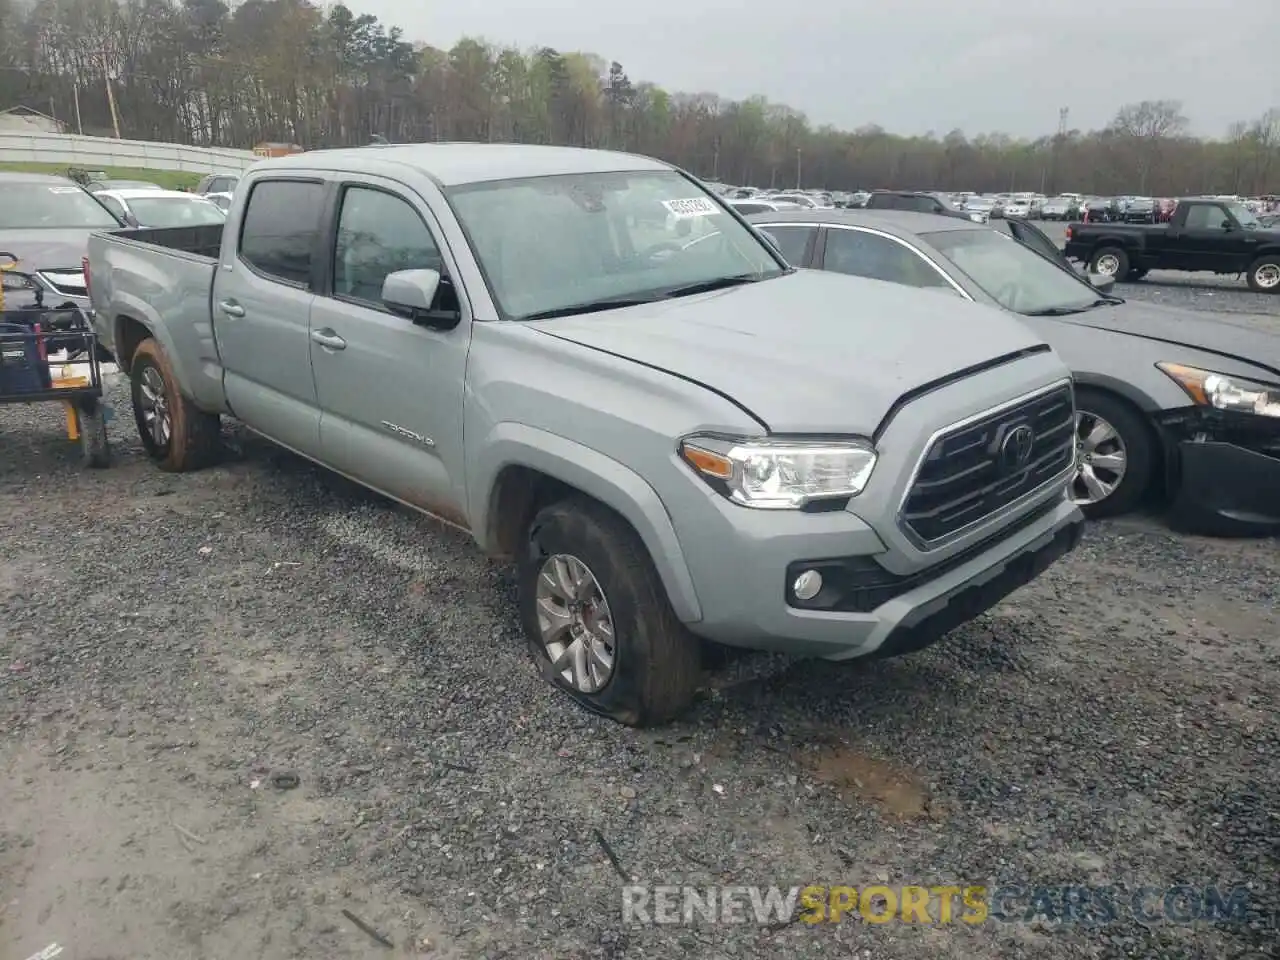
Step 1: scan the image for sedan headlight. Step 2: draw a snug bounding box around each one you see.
[678,435,877,509]
[1157,362,1280,418]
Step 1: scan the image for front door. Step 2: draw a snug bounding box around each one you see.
[212,177,325,456]
[309,180,472,524]
[1167,203,1238,272]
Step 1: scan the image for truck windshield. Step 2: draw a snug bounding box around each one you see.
[1226,202,1260,229]
[127,197,226,227]
[926,229,1107,316]
[446,170,785,321]
[0,182,121,229]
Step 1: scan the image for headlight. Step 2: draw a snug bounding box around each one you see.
[678,435,877,509]
[1157,362,1280,418]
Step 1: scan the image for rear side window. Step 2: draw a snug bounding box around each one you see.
[238,180,324,285]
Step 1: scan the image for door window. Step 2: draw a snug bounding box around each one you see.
[756,224,816,265]
[98,195,127,221]
[1009,222,1066,264]
[823,228,953,289]
[1182,204,1226,230]
[238,180,324,285]
[333,186,447,306]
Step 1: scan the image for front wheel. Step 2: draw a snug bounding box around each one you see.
[130,338,221,472]
[517,496,701,726]
[1070,389,1156,519]
[1246,255,1280,293]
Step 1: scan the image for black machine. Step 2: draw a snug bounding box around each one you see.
[0,252,111,467]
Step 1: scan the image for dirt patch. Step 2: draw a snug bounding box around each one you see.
[808,744,931,820]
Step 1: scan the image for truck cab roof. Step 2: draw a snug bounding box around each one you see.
[254,143,672,187]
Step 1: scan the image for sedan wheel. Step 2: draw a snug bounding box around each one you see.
[1071,410,1128,506]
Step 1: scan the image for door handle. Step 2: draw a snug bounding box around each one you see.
[310,329,346,351]
[218,299,245,318]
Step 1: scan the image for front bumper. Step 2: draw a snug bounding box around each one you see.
[684,495,1084,659]
[1168,440,1280,537]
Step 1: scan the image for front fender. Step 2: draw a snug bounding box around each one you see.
[470,422,702,623]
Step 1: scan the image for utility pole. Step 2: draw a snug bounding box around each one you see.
[73,81,83,135]
[98,50,122,139]
[1048,106,1068,195]
[795,147,802,189]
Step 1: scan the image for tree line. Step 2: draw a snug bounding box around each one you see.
[1,0,1277,197]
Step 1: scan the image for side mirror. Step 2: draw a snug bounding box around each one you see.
[382,268,458,330]
[1221,219,1233,231]
[1088,272,1116,293]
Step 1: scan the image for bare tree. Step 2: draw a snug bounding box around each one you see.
[0,2,1276,199]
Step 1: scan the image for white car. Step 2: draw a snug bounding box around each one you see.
[1002,200,1032,219]
[92,188,227,228]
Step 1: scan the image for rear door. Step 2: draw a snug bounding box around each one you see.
[211,177,325,456]
[308,176,472,523]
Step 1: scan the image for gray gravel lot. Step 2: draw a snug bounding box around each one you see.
[2,296,1278,960]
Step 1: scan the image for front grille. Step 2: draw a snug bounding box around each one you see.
[901,382,1075,546]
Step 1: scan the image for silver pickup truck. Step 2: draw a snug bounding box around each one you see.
[86,144,1084,725]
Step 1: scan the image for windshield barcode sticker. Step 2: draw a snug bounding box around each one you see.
[663,197,719,218]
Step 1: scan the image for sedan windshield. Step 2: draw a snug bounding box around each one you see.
[0,182,121,229]
[446,170,784,320]
[926,228,1107,315]
[127,197,226,227]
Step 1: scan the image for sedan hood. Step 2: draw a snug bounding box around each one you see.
[530,269,1048,434]
[0,228,97,272]
[1060,300,1280,378]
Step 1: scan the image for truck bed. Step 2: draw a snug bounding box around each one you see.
[108,224,224,260]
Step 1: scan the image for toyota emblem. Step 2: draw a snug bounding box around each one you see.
[999,423,1036,472]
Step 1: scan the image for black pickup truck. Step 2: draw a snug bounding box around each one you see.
[1063,198,1280,292]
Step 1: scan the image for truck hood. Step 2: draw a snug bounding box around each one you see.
[529,269,1049,434]
[1060,300,1280,378]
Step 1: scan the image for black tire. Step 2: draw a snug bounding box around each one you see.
[75,399,110,468]
[1072,388,1156,519]
[1088,246,1130,281]
[518,496,701,727]
[130,338,221,472]
[1245,254,1280,294]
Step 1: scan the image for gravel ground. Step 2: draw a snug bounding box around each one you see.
[2,339,1278,960]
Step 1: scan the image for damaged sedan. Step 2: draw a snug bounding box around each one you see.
[748,209,1280,536]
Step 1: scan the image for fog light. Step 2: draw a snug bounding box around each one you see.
[792,569,823,601]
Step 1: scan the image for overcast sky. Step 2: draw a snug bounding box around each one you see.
[349,0,1274,139]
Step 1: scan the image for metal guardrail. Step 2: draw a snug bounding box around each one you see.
[0,131,258,174]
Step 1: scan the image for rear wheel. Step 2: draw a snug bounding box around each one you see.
[1089,246,1130,281]
[75,399,110,468]
[518,496,701,726]
[130,338,221,472]
[1246,255,1280,293]
[1070,388,1155,519]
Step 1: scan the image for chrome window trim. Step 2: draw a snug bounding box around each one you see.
[753,221,975,299]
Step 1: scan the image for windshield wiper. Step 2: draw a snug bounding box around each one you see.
[520,296,663,322]
[518,275,764,322]
[1023,298,1120,317]
[658,274,762,298]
